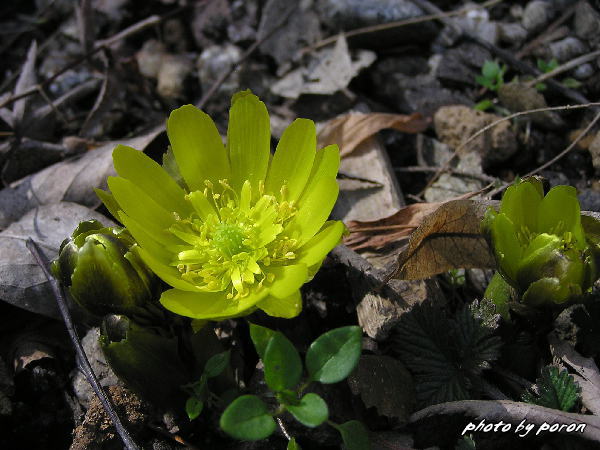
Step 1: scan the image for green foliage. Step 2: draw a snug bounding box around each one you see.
[522,366,581,412]
[306,326,363,384]
[221,324,368,448]
[184,350,230,420]
[455,435,476,450]
[393,302,502,407]
[287,438,302,449]
[219,395,276,440]
[475,60,506,91]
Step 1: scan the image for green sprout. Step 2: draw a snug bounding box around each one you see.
[481,178,597,307]
[535,58,581,91]
[474,60,507,111]
[96,90,345,321]
[219,323,369,449]
[52,219,158,317]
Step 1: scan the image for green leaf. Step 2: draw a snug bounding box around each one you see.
[455,435,477,450]
[204,350,230,378]
[483,271,513,320]
[333,420,371,450]
[535,82,547,91]
[185,396,204,420]
[473,99,494,111]
[393,302,502,407]
[482,60,500,80]
[562,77,581,89]
[286,393,329,427]
[220,395,276,441]
[249,322,276,360]
[522,366,581,412]
[306,326,362,384]
[287,437,301,450]
[264,332,303,391]
[475,75,494,90]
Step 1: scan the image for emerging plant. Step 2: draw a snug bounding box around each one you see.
[474,60,506,111]
[481,178,598,306]
[535,58,581,91]
[522,365,581,412]
[96,90,345,320]
[220,323,369,449]
[52,219,158,317]
[184,350,231,420]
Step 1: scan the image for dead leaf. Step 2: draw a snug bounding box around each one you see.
[0,125,163,228]
[12,40,38,131]
[271,35,375,99]
[0,202,115,318]
[346,202,441,251]
[318,111,429,157]
[347,355,415,421]
[345,192,484,252]
[549,333,600,415]
[392,199,497,280]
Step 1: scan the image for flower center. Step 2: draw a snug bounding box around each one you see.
[213,223,247,257]
[167,179,298,299]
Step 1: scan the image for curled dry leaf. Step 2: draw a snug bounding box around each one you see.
[345,202,441,251]
[0,126,162,228]
[391,199,497,280]
[318,111,429,157]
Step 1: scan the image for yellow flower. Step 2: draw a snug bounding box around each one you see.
[97,91,344,320]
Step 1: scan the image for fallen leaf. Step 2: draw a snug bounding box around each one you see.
[12,40,38,131]
[0,202,115,318]
[391,199,497,280]
[271,35,375,99]
[0,126,163,228]
[345,202,441,251]
[347,354,415,421]
[318,111,429,157]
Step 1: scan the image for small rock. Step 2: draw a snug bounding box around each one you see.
[317,0,436,47]
[573,62,594,80]
[498,22,527,45]
[497,82,565,129]
[157,55,193,100]
[72,328,121,409]
[578,189,600,212]
[197,44,242,96]
[135,40,166,79]
[575,1,600,42]
[453,4,498,45]
[163,19,188,52]
[588,131,600,172]
[522,0,554,32]
[257,0,321,66]
[549,36,588,62]
[433,105,518,167]
[436,42,492,86]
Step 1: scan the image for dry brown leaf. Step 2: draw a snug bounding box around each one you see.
[391,199,497,280]
[345,202,441,251]
[318,112,429,157]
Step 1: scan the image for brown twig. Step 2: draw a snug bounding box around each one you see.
[525,49,600,88]
[26,239,140,450]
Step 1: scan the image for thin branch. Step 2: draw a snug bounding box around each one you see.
[26,239,141,450]
[525,49,600,88]
[394,165,497,184]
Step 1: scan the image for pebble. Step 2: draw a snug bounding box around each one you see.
[549,36,588,62]
[522,0,554,33]
[157,55,193,100]
[498,22,527,45]
[573,62,594,80]
[135,40,166,79]
[196,44,242,95]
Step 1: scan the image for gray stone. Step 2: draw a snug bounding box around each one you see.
[573,62,594,80]
[317,0,436,47]
[575,1,600,40]
[498,22,527,45]
[453,5,498,45]
[436,42,492,86]
[197,44,242,96]
[578,189,600,212]
[71,328,121,409]
[549,36,588,62]
[522,1,554,32]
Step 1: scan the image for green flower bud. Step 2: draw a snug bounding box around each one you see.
[52,220,158,316]
[482,178,597,306]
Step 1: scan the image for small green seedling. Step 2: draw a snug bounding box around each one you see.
[220,324,369,449]
[475,60,506,92]
[535,58,581,91]
[183,350,231,420]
